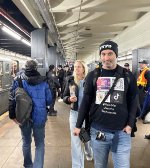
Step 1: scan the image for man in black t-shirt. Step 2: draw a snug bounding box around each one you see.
[73,41,138,168]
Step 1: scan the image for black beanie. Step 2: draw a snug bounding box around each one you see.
[99,40,118,57]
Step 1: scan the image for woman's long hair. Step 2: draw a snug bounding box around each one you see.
[73,60,88,85]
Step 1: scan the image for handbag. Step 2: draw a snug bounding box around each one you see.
[79,128,91,143]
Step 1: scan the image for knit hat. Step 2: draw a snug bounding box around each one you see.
[25,60,38,71]
[99,40,118,57]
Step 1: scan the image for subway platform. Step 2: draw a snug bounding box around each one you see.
[0,100,150,168]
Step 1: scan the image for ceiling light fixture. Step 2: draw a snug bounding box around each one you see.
[21,39,31,46]
[117,54,132,61]
[1,24,31,47]
[2,26,21,40]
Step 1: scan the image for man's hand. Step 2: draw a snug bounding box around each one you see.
[13,118,21,125]
[123,125,132,134]
[73,127,81,136]
[69,96,77,103]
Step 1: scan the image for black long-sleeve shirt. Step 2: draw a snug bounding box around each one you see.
[76,65,138,130]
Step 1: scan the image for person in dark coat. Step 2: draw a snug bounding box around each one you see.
[57,65,65,98]
[124,63,130,71]
[140,86,150,139]
[47,64,60,116]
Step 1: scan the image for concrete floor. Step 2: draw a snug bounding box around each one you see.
[0,101,150,168]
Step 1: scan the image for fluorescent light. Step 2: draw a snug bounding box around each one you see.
[1,24,31,47]
[117,54,132,61]
[118,57,126,61]
[2,26,21,40]
[21,39,31,46]
[126,55,132,59]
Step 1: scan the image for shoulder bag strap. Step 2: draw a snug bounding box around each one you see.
[99,72,121,105]
[17,76,23,88]
[99,65,123,105]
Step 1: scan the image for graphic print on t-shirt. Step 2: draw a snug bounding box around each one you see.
[96,77,124,104]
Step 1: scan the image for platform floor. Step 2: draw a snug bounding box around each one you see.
[0,101,150,168]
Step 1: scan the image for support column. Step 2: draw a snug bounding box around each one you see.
[31,28,48,76]
[47,46,57,67]
[47,46,65,68]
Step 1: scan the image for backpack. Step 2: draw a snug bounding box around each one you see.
[15,77,32,124]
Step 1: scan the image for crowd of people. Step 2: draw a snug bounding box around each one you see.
[8,40,150,168]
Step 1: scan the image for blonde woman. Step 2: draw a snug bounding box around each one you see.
[63,60,93,168]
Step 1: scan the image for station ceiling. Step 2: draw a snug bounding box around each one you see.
[0,0,34,56]
[1,0,150,59]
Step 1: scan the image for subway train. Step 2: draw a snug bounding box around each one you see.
[0,49,31,115]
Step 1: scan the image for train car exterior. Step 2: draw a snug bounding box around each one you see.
[0,49,30,115]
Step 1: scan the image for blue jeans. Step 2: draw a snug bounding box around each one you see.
[91,127,131,168]
[69,110,92,168]
[19,122,45,168]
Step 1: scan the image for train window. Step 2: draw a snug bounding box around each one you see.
[5,63,10,73]
[0,61,3,75]
[11,60,19,78]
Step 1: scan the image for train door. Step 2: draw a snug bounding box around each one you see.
[0,61,10,114]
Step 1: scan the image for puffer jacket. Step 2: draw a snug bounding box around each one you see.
[9,70,52,125]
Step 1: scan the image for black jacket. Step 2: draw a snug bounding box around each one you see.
[47,70,60,90]
[58,69,65,83]
[63,76,79,111]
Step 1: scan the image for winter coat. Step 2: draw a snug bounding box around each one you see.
[9,70,52,125]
